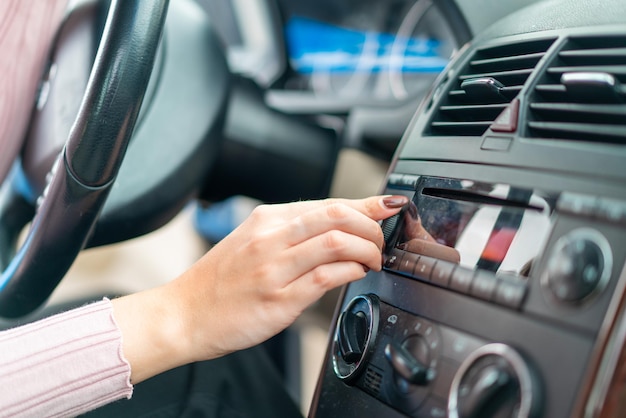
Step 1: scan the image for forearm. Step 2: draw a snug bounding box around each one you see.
[0,300,132,417]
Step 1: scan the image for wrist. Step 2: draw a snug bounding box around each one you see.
[111,284,191,383]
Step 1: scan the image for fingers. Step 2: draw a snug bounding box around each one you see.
[283,202,385,250]
[277,229,383,285]
[262,195,409,223]
[285,261,369,307]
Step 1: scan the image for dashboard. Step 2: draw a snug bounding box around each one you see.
[308,0,626,417]
[193,0,476,159]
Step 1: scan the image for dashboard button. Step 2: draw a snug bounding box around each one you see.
[595,198,626,225]
[399,175,420,190]
[493,279,527,309]
[384,248,404,270]
[431,260,455,287]
[414,256,436,281]
[471,272,498,301]
[398,252,420,276]
[450,267,474,293]
[388,173,405,187]
[557,192,597,217]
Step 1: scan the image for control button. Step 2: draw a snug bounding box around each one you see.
[388,173,405,186]
[398,252,420,276]
[414,256,437,280]
[388,174,419,190]
[384,248,404,270]
[399,175,420,190]
[557,192,597,217]
[494,279,527,309]
[431,261,455,287]
[595,197,626,225]
[490,98,520,132]
[450,267,474,293]
[543,228,612,303]
[470,272,498,301]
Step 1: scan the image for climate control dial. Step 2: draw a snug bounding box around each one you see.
[449,343,538,418]
[332,294,380,381]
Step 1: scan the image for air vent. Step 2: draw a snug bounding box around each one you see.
[428,38,555,137]
[527,36,626,144]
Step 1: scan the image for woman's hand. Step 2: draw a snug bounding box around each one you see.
[111,195,408,383]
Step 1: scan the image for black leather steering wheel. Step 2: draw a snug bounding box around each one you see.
[0,0,169,318]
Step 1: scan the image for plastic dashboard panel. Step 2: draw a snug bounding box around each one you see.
[310,0,626,417]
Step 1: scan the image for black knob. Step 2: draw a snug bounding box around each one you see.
[544,229,612,303]
[449,344,537,418]
[332,295,380,381]
[457,362,516,418]
[384,339,430,386]
[338,311,367,363]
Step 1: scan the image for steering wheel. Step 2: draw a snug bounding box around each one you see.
[0,0,169,318]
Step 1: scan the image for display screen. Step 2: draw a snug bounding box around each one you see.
[394,177,556,277]
[279,0,457,101]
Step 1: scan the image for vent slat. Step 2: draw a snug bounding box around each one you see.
[560,48,626,59]
[440,104,508,112]
[448,86,522,101]
[470,52,545,71]
[535,84,566,93]
[458,68,534,81]
[528,122,626,142]
[528,37,626,145]
[427,38,555,137]
[530,103,626,117]
[547,65,626,76]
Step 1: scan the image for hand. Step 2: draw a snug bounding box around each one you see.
[111,195,408,383]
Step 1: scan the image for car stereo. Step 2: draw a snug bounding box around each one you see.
[309,6,626,418]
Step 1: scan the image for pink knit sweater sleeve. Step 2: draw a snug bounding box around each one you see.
[0,299,133,417]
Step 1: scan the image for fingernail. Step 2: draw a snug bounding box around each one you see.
[382,195,409,209]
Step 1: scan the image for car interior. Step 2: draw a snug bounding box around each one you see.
[1,0,626,416]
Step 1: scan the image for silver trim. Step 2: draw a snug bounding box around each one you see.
[332,294,379,381]
[448,343,535,418]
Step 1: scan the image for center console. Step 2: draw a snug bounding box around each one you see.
[309,1,626,416]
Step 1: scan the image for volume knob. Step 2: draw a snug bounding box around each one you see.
[543,229,612,303]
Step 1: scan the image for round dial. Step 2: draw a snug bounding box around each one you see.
[449,344,538,418]
[543,228,612,304]
[332,294,380,381]
[383,316,440,415]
